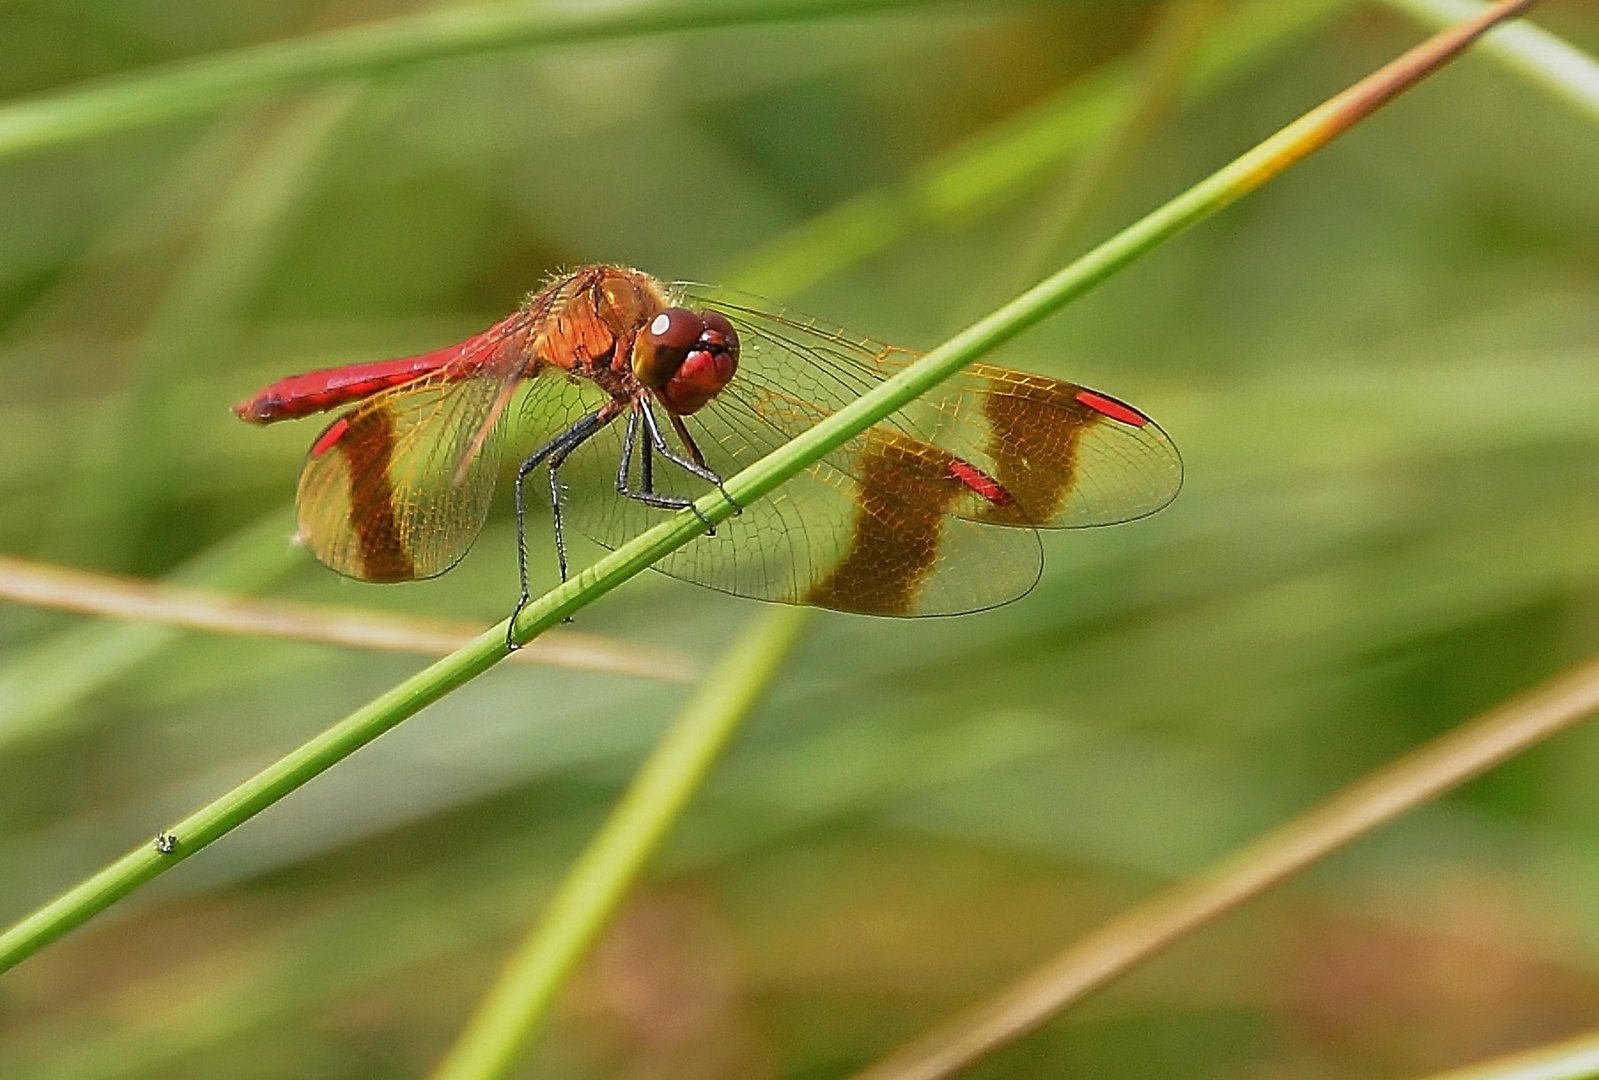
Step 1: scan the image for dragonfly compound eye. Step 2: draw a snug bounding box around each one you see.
[653,309,740,415]
[632,307,703,388]
[699,310,738,361]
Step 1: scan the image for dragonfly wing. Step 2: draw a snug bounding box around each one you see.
[555,401,1043,616]
[913,361,1183,529]
[295,320,535,582]
[533,280,1178,617]
[678,284,1183,530]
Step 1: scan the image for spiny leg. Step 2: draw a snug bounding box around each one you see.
[638,395,723,487]
[610,408,636,496]
[668,412,707,468]
[635,397,728,533]
[614,402,717,533]
[507,407,613,650]
[670,411,740,513]
[615,406,692,515]
[545,435,593,579]
[640,414,654,494]
[614,407,640,495]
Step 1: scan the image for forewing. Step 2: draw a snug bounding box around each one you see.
[918,362,1183,529]
[680,284,1183,529]
[294,319,535,582]
[534,282,1178,617]
[556,404,1044,617]
[544,285,1032,615]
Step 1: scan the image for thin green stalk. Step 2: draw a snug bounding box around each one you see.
[726,0,1354,297]
[0,0,1052,162]
[1380,0,1599,121]
[1417,1027,1599,1080]
[429,607,811,1080]
[1002,0,1226,292]
[0,0,1535,976]
[0,91,358,753]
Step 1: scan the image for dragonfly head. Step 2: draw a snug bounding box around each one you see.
[630,307,739,415]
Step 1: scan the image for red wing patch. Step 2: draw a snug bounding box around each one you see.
[948,459,1015,507]
[310,416,352,459]
[1074,389,1149,427]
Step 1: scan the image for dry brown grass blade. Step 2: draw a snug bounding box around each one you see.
[0,554,695,683]
[852,648,1599,1080]
[1415,1026,1599,1079]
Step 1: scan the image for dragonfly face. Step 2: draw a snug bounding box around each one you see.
[234,264,1182,626]
[630,307,740,415]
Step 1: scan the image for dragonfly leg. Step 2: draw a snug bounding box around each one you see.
[617,402,716,534]
[619,461,717,533]
[614,407,640,495]
[640,415,654,494]
[635,397,723,534]
[614,408,695,519]
[639,396,723,486]
[507,407,612,651]
[670,411,740,513]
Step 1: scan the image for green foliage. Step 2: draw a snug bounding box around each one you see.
[1,2,1597,1079]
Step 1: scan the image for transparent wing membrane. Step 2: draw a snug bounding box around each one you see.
[534,282,1177,616]
[286,269,1179,617]
[294,318,538,582]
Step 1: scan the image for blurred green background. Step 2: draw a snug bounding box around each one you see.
[2,1,1598,1077]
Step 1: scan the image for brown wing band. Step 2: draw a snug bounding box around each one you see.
[981,375,1100,526]
[338,408,416,582]
[805,435,968,616]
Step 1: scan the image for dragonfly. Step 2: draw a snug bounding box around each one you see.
[235,265,1182,645]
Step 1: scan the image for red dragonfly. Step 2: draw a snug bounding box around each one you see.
[235,265,1181,642]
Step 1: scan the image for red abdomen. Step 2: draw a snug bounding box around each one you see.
[232,355,445,423]
[231,315,526,424]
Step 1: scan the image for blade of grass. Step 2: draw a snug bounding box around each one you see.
[1000,0,1227,292]
[0,91,359,753]
[0,0,1538,976]
[0,511,304,748]
[849,650,1599,1079]
[0,0,1059,162]
[1416,1027,1599,1080]
[726,0,1355,297]
[1380,0,1599,121]
[0,554,695,683]
[429,606,811,1080]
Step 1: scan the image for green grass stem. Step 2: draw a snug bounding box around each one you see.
[0,0,1056,162]
[429,606,811,1080]
[0,0,1533,976]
